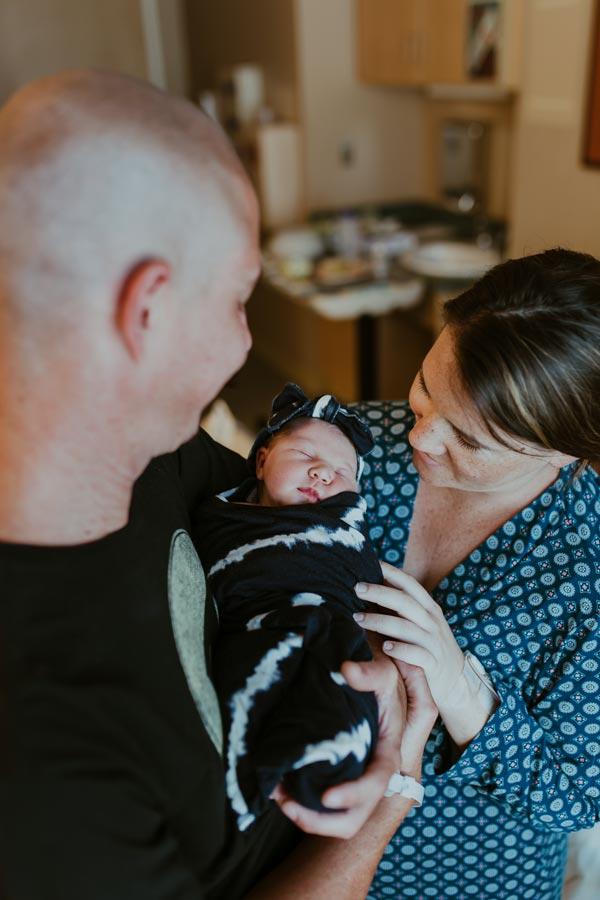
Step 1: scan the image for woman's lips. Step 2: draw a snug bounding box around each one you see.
[413,448,442,468]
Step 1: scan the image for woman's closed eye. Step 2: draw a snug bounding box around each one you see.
[454,431,480,452]
[418,369,430,397]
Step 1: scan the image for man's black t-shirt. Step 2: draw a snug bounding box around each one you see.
[0,430,298,899]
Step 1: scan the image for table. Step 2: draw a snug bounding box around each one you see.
[248,262,430,402]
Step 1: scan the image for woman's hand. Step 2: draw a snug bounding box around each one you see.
[272,650,433,839]
[354,562,497,750]
[355,562,464,710]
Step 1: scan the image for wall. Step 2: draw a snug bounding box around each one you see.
[295,0,426,210]
[509,0,600,257]
[156,0,190,96]
[140,0,191,96]
[184,0,426,213]
[184,0,298,118]
[0,0,148,102]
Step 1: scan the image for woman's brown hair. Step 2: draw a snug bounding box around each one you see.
[444,248,600,469]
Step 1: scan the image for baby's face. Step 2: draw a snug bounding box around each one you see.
[255,419,359,507]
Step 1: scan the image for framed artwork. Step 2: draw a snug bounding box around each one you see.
[585,0,600,165]
[466,1,500,80]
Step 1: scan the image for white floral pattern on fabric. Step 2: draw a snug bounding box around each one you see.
[355,401,600,900]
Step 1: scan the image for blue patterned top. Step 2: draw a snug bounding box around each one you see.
[355,401,600,900]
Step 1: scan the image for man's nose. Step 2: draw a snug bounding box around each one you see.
[309,462,333,484]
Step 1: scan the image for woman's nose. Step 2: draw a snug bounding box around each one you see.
[409,414,446,456]
[309,463,333,484]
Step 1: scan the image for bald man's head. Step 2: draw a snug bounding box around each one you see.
[0,69,260,460]
[0,69,257,346]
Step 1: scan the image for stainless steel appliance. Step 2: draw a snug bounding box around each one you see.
[440,120,489,213]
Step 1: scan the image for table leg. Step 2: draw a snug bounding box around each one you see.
[358,315,376,400]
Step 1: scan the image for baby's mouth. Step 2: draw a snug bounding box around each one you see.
[298,486,320,503]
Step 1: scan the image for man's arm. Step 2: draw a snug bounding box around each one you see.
[247,658,437,900]
[247,796,414,900]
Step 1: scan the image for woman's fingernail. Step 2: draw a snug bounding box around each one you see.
[353,612,365,622]
[355,582,367,594]
[383,641,394,651]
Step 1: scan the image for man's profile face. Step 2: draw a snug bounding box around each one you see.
[168,190,260,442]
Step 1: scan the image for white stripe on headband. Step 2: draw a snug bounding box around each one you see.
[311,395,333,418]
[309,394,365,480]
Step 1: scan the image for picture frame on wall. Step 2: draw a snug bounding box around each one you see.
[584,0,600,165]
[466,1,500,80]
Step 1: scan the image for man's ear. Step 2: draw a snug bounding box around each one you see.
[116,259,171,360]
[255,446,268,481]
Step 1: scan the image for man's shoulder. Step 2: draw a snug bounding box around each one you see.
[140,428,248,510]
[148,427,234,476]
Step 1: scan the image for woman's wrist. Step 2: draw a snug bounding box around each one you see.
[437,653,500,751]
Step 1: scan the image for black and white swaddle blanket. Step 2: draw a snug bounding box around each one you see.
[195,484,382,832]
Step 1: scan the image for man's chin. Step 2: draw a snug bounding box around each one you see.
[163,418,202,455]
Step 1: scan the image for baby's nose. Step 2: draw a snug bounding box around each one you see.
[309,463,333,484]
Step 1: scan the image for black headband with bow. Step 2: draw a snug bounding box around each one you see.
[248,383,375,478]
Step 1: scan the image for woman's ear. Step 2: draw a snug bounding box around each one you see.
[116,259,171,360]
[255,446,268,481]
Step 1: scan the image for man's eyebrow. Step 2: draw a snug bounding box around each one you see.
[247,274,260,292]
[419,367,493,451]
[243,265,262,292]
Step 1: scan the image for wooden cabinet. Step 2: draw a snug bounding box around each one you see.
[357,0,469,86]
[358,0,426,85]
[247,278,432,403]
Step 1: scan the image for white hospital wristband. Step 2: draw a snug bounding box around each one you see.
[384,772,424,805]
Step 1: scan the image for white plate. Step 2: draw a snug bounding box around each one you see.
[268,227,323,261]
[402,241,501,280]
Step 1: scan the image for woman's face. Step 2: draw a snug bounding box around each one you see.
[407,327,573,496]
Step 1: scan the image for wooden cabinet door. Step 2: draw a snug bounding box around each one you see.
[357,0,469,85]
[357,0,427,85]
[424,0,469,83]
